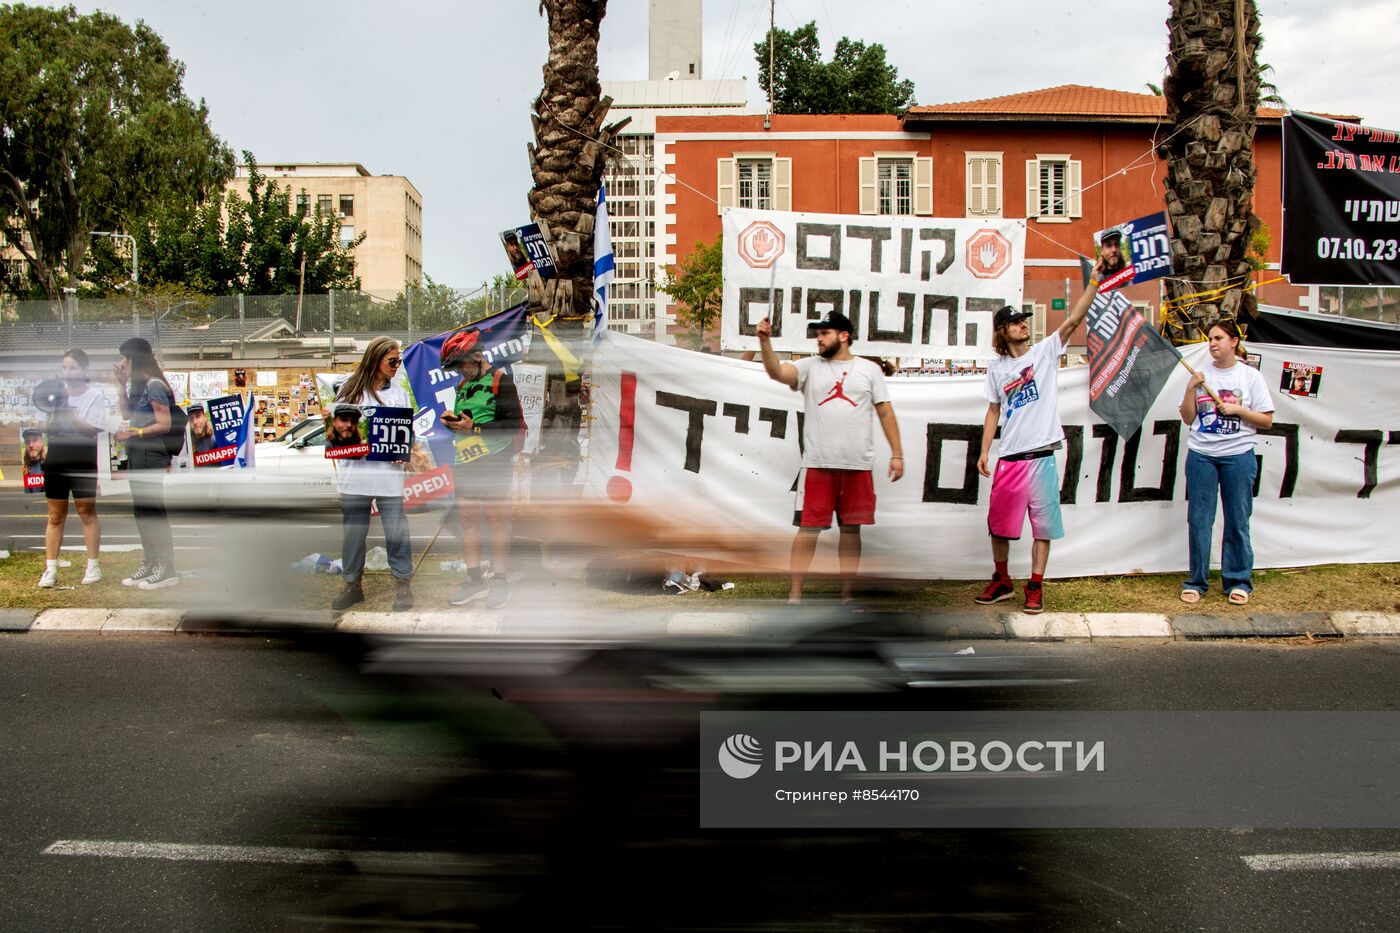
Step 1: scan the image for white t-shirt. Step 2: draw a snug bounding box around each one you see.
[982,331,1066,457]
[62,385,111,430]
[792,355,891,470]
[335,382,410,498]
[1186,360,1275,457]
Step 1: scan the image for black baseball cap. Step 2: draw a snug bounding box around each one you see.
[1099,229,1124,246]
[21,427,43,440]
[994,305,1033,329]
[186,402,206,414]
[807,311,854,335]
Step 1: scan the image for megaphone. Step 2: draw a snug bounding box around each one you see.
[32,379,68,414]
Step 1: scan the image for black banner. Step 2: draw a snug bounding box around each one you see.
[1086,291,1182,439]
[1282,112,1400,286]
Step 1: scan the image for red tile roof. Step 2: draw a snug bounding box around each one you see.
[903,84,1291,124]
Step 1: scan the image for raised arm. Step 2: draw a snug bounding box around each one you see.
[1056,258,1104,344]
[755,318,798,387]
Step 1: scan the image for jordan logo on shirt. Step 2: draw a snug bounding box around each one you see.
[819,371,857,407]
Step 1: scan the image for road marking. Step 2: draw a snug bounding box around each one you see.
[1242,852,1400,872]
[43,839,462,867]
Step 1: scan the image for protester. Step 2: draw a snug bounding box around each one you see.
[331,337,414,612]
[114,337,182,590]
[1178,320,1275,605]
[974,273,1098,614]
[39,350,107,587]
[188,402,216,457]
[756,310,903,605]
[1097,229,1127,277]
[439,329,523,609]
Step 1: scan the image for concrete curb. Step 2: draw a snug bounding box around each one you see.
[3,608,1399,640]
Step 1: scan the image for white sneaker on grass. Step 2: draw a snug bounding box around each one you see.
[82,563,102,585]
[38,566,58,588]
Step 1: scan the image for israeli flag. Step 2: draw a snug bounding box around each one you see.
[234,393,256,469]
[592,184,614,346]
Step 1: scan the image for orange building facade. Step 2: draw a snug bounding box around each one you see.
[654,85,1301,350]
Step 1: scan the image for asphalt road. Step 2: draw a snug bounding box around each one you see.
[2,635,1399,931]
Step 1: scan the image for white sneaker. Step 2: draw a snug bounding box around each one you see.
[82,564,102,585]
[38,566,58,588]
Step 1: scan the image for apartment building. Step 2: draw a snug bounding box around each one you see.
[230,162,424,295]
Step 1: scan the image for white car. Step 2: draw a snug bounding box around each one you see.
[162,419,338,511]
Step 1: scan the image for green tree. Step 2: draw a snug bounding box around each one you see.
[122,154,363,297]
[660,236,723,346]
[0,4,234,305]
[755,22,915,115]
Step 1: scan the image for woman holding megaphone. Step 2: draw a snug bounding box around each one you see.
[37,349,108,588]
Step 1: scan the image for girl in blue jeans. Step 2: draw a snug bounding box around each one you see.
[1178,321,1275,605]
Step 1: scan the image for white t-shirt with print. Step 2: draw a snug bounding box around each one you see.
[335,383,411,498]
[1186,361,1274,457]
[982,331,1066,457]
[793,356,891,470]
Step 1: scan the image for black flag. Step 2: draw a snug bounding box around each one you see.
[1086,291,1182,439]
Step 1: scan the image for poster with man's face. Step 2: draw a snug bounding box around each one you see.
[1094,212,1172,291]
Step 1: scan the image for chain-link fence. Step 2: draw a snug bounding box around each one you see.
[0,282,528,362]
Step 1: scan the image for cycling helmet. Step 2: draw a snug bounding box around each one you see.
[439,329,482,369]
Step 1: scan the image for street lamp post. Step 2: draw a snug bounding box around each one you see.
[92,231,139,336]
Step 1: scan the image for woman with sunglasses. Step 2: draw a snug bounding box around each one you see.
[330,337,414,612]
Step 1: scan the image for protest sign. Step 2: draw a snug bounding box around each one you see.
[1085,291,1182,438]
[189,370,229,400]
[195,393,246,467]
[1283,112,1400,286]
[167,372,190,406]
[400,302,532,469]
[720,208,1025,358]
[501,224,558,280]
[365,406,414,462]
[1281,361,1323,398]
[588,333,1400,577]
[1093,212,1172,291]
[323,404,369,459]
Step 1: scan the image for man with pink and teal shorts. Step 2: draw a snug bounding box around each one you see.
[975,274,1098,613]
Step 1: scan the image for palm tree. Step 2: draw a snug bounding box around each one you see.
[1159,0,1263,340]
[528,0,628,339]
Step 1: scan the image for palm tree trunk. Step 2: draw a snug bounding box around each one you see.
[529,0,627,339]
[1160,0,1262,341]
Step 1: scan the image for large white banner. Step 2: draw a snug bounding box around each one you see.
[586,334,1400,579]
[721,207,1026,359]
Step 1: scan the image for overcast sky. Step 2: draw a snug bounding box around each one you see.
[56,0,1400,287]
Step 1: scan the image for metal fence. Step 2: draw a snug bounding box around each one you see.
[0,282,528,362]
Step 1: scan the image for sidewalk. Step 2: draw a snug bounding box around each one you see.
[3,604,1398,640]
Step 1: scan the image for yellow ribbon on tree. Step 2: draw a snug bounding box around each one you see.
[531,313,583,382]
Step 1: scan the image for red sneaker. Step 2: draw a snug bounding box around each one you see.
[1023,582,1044,614]
[974,575,1014,605]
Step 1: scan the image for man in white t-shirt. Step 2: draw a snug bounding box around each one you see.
[974,276,1098,614]
[757,310,903,605]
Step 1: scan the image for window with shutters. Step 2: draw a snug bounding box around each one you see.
[718,155,792,213]
[878,158,913,215]
[737,159,773,209]
[1026,155,1082,222]
[965,152,1003,217]
[860,154,932,215]
[1024,302,1047,343]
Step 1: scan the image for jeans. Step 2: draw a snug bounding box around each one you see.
[340,494,413,583]
[1184,449,1257,594]
[128,440,174,569]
